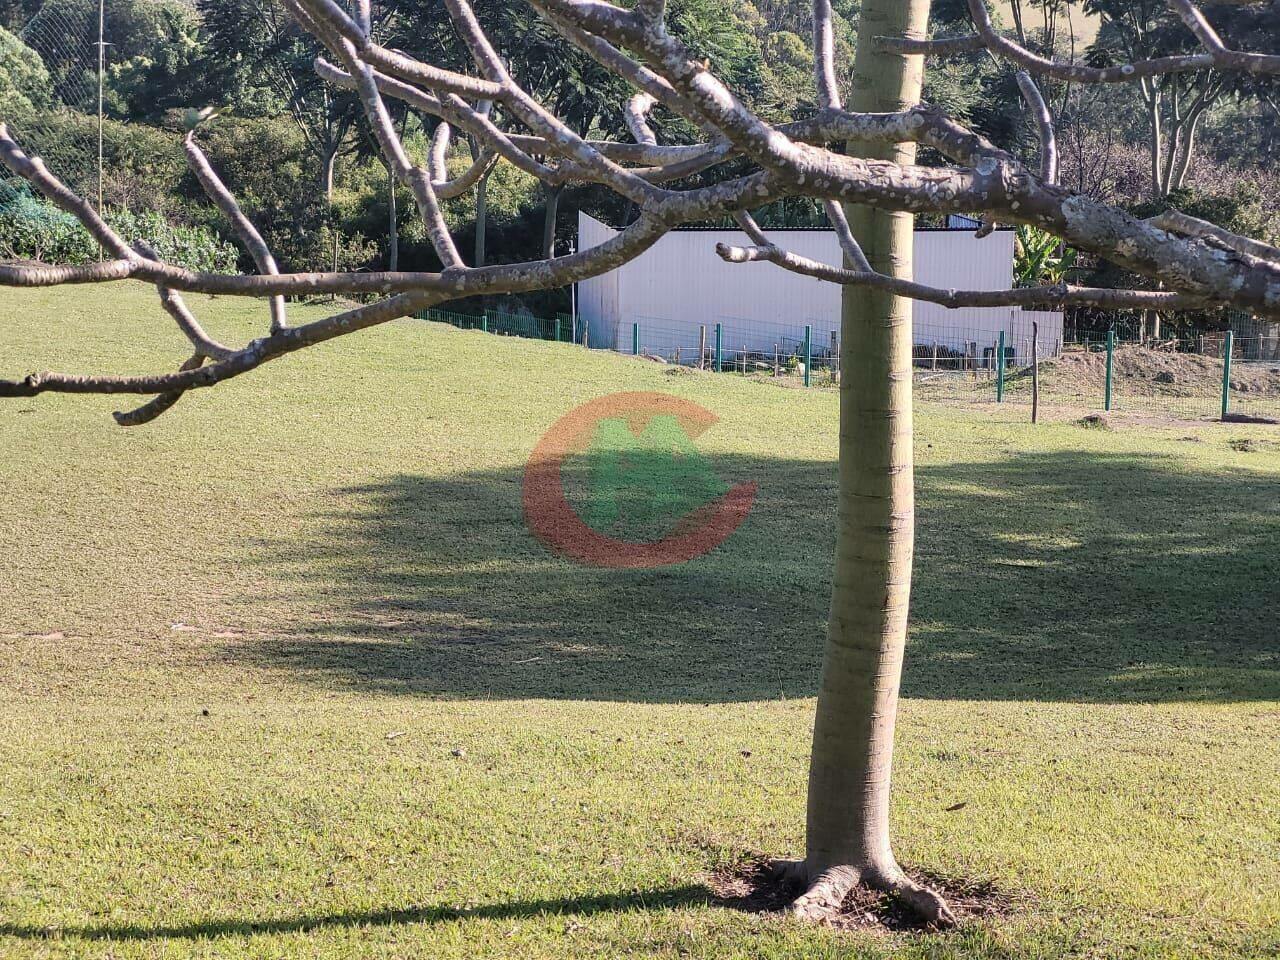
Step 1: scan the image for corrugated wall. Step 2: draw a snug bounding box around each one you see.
[577,213,1063,361]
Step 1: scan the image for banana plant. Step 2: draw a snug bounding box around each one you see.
[1014,224,1078,287]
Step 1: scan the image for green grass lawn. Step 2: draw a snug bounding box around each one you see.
[1,285,1277,959]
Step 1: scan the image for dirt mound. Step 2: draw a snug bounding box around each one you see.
[1036,346,1280,399]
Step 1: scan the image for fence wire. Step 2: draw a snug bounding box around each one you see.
[0,2,104,209]
[421,306,1280,424]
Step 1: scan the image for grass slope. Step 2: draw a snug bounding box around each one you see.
[0,286,1277,959]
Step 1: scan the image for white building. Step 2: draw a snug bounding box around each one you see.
[577,212,1062,366]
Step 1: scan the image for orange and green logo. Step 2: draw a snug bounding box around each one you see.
[523,392,756,568]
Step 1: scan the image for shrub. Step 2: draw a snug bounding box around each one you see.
[0,191,93,262]
[0,187,239,272]
[109,208,240,273]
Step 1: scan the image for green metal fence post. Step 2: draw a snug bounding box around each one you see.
[996,330,1006,402]
[1104,330,1115,411]
[632,322,640,356]
[803,324,812,388]
[1220,330,1234,420]
[714,323,723,372]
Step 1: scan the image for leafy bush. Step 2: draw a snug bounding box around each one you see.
[0,188,239,272]
[110,208,240,273]
[0,192,91,262]
[4,110,186,216]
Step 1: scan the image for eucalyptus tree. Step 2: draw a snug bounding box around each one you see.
[1086,0,1279,199]
[1,0,1277,926]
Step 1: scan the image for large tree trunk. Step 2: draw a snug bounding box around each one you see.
[542,183,564,260]
[321,145,338,201]
[1146,87,1166,199]
[387,162,399,272]
[789,0,953,926]
[474,169,489,268]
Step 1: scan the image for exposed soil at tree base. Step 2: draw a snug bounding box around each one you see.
[708,858,1018,934]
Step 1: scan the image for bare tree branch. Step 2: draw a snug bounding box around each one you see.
[1152,209,1280,262]
[813,0,841,111]
[2,0,1278,424]
[184,130,288,332]
[880,0,1280,82]
[134,241,237,363]
[823,200,873,273]
[114,353,207,427]
[625,93,659,146]
[715,239,1210,310]
[722,209,1210,310]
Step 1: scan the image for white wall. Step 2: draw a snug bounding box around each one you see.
[577,213,619,347]
[577,212,1063,363]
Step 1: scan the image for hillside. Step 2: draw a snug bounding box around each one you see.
[0,286,1277,958]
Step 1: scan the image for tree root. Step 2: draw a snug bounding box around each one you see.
[876,871,958,929]
[770,858,958,929]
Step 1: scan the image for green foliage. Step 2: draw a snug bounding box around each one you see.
[758,30,813,114]
[184,0,361,168]
[103,0,202,119]
[441,152,542,232]
[5,109,186,215]
[1014,225,1078,287]
[0,190,92,262]
[0,24,49,118]
[180,116,374,274]
[0,1,40,31]
[29,0,200,119]
[0,188,239,271]
[110,206,240,273]
[669,0,766,104]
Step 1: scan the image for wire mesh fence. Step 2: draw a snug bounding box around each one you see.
[0,2,105,210]
[423,307,574,342]
[905,329,1280,422]
[421,305,1280,424]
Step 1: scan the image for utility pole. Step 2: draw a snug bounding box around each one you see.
[97,0,105,216]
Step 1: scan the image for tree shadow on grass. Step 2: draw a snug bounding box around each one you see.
[232,448,1279,704]
[0,886,710,942]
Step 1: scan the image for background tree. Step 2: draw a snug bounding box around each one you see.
[0,25,49,119]
[15,0,200,118]
[186,0,362,199]
[0,0,40,30]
